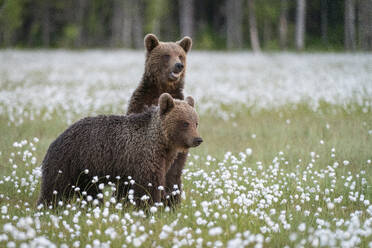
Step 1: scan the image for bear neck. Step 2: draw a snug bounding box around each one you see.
[126,69,185,115]
[142,72,185,97]
[149,111,180,161]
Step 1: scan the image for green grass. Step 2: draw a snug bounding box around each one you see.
[0,103,372,247]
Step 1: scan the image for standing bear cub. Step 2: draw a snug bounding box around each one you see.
[127,34,192,114]
[38,93,202,206]
[127,34,192,205]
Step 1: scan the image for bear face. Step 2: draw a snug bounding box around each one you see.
[144,34,192,86]
[158,93,202,150]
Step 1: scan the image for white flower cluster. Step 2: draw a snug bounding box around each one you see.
[0,139,371,247]
[0,51,371,125]
[0,51,371,247]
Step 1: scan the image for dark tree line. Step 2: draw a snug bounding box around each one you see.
[0,0,371,50]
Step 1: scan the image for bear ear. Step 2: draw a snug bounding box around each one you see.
[159,93,175,115]
[185,96,194,108]
[177,36,192,53]
[144,34,160,52]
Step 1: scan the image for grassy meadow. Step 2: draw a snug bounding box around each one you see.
[0,51,371,247]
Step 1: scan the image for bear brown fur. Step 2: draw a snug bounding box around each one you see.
[37,93,202,207]
[127,34,193,206]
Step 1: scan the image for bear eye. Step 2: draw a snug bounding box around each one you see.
[183,122,189,128]
[196,122,198,127]
[163,54,170,60]
[179,55,184,60]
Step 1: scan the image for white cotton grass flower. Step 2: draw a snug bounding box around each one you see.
[141,195,150,201]
[289,233,297,241]
[92,176,98,183]
[104,227,117,240]
[298,223,306,232]
[1,206,7,214]
[227,238,244,248]
[159,231,168,240]
[246,148,253,156]
[327,202,335,210]
[150,207,157,213]
[208,227,223,236]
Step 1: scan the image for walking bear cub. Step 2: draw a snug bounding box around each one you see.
[37,93,202,207]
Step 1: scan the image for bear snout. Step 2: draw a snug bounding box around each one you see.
[192,137,203,147]
[173,63,184,73]
[169,63,184,81]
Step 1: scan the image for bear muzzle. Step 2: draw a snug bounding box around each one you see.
[168,63,184,81]
[192,137,203,147]
[174,62,184,72]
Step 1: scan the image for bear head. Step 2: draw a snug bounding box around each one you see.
[144,34,192,86]
[158,93,202,149]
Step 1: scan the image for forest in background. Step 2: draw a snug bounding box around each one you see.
[0,0,371,51]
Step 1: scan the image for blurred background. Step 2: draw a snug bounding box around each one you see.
[0,0,371,51]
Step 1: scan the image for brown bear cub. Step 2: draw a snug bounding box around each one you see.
[37,93,202,207]
[127,34,192,115]
[127,34,192,205]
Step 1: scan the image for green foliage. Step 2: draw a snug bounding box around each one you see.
[145,0,169,35]
[306,36,344,51]
[195,25,225,50]
[0,0,24,45]
[255,0,280,21]
[60,24,79,47]
[0,0,357,51]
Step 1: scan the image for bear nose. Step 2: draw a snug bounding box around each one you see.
[193,137,203,147]
[174,63,184,72]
